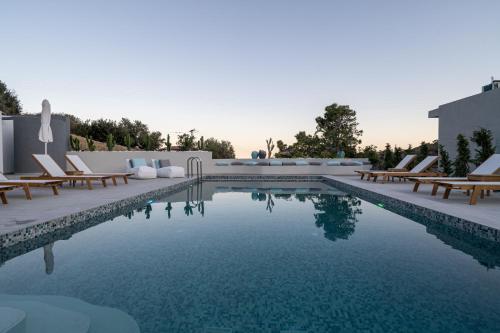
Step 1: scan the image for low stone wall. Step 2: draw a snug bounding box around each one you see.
[68,152,371,176]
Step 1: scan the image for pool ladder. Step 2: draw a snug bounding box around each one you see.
[187,157,203,181]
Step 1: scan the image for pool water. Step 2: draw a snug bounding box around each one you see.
[1,182,500,333]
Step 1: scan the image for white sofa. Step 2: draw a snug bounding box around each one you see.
[125,159,157,179]
[152,159,185,178]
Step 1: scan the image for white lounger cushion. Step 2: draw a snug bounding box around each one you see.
[393,154,416,169]
[157,166,185,178]
[33,154,67,177]
[409,156,439,173]
[66,155,93,174]
[471,154,500,175]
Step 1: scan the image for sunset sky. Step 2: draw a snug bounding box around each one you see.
[2,0,499,157]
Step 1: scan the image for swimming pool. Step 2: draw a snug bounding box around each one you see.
[1,181,500,332]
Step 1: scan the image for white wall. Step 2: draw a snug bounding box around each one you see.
[69,151,213,173]
[430,88,500,161]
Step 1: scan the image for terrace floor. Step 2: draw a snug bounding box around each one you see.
[326,175,500,230]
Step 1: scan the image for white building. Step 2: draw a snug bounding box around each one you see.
[428,80,500,160]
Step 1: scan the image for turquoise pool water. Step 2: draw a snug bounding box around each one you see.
[1,182,500,332]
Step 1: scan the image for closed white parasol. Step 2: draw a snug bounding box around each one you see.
[38,99,53,154]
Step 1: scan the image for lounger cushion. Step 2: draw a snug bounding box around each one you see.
[215,161,229,166]
[340,161,363,166]
[309,161,322,166]
[231,161,244,165]
[295,160,309,166]
[282,161,296,166]
[157,166,184,178]
[257,161,270,166]
[131,166,157,179]
[327,161,341,166]
[243,161,258,166]
[130,158,147,168]
[270,160,283,166]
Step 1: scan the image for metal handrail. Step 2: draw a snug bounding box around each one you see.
[186,156,203,181]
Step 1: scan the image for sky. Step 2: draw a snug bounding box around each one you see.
[1,0,499,157]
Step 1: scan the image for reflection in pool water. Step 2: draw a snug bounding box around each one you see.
[1,182,500,333]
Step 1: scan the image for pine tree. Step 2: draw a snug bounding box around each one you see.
[382,143,394,169]
[438,144,453,175]
[453,134,471,177]
[471,128,496,166]
[393,146,403,165]
[416,141,429,163]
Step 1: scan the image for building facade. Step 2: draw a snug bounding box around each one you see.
[428,82,500,161]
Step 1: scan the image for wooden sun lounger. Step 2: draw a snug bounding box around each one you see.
[356,155,416,180]
[0,179,62,199]
[363,156,441,183]
[65,155,133,185]
[408,154,500,193]
[409,175,500,194]
[20,154,113,190]
[0,185,15,204]
[431,181,500,205]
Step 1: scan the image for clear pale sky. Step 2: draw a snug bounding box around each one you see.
[2,0,499,157]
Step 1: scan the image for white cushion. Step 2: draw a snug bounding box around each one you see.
[130,166,157,179]
[157,166,185,178]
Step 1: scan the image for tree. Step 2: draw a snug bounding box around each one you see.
[382,143,394,169]
[0,80,22,115]
[315,103,363,157]
[438,144,453,175]
[275,140,291,158]
[177,129,197,151]
[204,138,235,158]
[393,146,403,164]
[362,145,379,169]
[404,144,413,155]
[471,128,495,166]
[453,134,471,177]
[416,141,429,163]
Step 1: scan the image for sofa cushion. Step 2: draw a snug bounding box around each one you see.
[340,160,363,166]
[269,160,283,166]
[215,161,229,166]
[295,160,309,166]
[326,161,341,166]
[309,161,322,166]
[159,159,171,168]
[282,161,296,166]
[157,166,184,178]
[257,161,270,166]
[130,158,147,168]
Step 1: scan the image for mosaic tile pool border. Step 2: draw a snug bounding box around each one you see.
[322,177,500,243]
[0,178,198,249]
[203,175,324,182]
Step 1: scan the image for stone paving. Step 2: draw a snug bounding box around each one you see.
[326,175,500,230]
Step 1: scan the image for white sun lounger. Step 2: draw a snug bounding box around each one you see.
[21,154,112,190]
